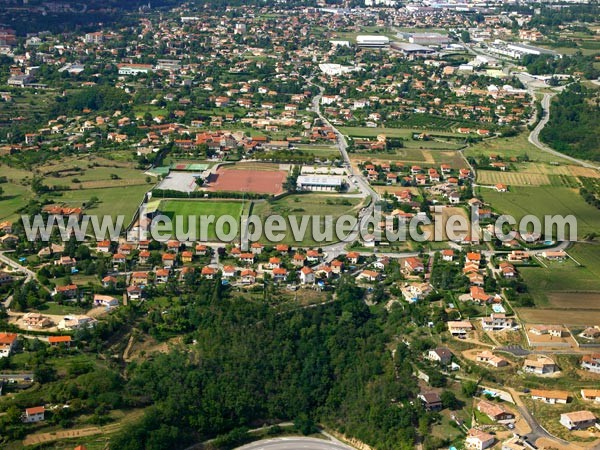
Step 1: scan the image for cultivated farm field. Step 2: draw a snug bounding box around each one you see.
[479,186,600,238]
[477,170,551,186]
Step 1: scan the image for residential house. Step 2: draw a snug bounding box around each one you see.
[23,406,45,423]
[292,253,306,267]
[306,249,320,263]
[402,282,432,303]
[357,270,380,282]
[127,285,143,300]
[404,257,424,275]
[441,249,454,262]
[300,266,315,285]
[346,252,360,265]
[53,284,78,299]
[331,259,343,274]
[477,400,515,423]
[466,429,495,450]
[541,250,566,260]
[481,313,514,331]
[240,253,255,265]
[222,265,237,279]
[162,253,176,268]
[48,336,72,347]
[0,332,18,357]
[476,351,508,368]
[131,272,148,286]
[418,392,442,411]
[275,244,290,253]
[250,243,264,255]
[581,353,600,374]
[201,266,217,279]
[272,267,288,282]
[181,251,193,263]
[241,269,256,284]
[112,253,127,265]
[581,389,600,403]
[524,355,558,375]
[138,250,150,264]
[22,313,52,329]
[155,269,170,283]
[96,240,111,253]
[530,389,569,404]
[428,347,452,365]
[582,328,600,340]
[267,257,282,269]
[93,294,119,308]
[560,411,597,430]
[58,316,96,331]
[499,261,516,278]
[447,320,473,336]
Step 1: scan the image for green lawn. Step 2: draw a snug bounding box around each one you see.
[479,186,600,238]
[54,184,149,225]
[340,126,462,139]
[295,144,341,159]
[520,243,600,304]
[465,132,590,164]
[253,193,363,246]
[159,199,245,241]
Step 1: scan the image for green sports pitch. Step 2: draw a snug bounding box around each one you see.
[158,199,245,241]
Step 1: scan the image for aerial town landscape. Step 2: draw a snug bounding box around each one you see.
[0,0,599,449]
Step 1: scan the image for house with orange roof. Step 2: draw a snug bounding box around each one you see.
[48,336,72,347]
[0,332,18,357]
[201,266,217,279]
[241,269,257,284]
[162,252,176,268]
[23,406,45,423]
[272,267,287,282]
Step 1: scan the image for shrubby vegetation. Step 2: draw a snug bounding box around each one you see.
[540,83,600,161]
[110,277,427,450]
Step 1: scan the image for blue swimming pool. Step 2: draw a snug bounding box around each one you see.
[492,304,505,313]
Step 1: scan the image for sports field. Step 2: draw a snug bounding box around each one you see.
[159,199,245,241]
[479,186,600,238]
[207,166,287,195]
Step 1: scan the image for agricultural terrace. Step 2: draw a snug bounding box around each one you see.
[158,199,247,241]
[0,153,152,223]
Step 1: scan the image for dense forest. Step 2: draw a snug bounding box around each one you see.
[540,83,600,162]
[108,277,429,450]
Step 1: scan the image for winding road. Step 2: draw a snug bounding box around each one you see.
[236,437,355,450]
[529,92,599,170]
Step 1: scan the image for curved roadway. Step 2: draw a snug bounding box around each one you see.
[236,437,355,450]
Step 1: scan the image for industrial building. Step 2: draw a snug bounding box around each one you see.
[356,35,390,49]
[409,32,450,46]
[296,175,344,192]
[391,42,436,57]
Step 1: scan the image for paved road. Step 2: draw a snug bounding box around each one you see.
[0,251,36,309]
[236,437,355,450]
[528,92,599,170]
[308,79,384,260]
